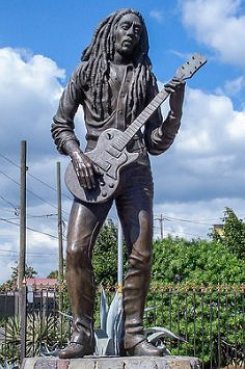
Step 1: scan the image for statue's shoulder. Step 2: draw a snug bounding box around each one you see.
[71,61,89,87]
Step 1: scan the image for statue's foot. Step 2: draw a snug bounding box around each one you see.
[59,342,94,359]
[126,340,163,356]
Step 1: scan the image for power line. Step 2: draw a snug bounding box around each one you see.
[0,151,72,201]
[28,172,72,201]
[165,215,213,226]
[0,208,18,215]
[154,213,215,226]
[1,193,67,221]
[0,217,66,240]
[0,153,19,168]
[0,195,18,211]
[0,169,19,186]
[2,213,58,220]
[0,201,59,219]
[0,248,57,257]
[0,168,69,217]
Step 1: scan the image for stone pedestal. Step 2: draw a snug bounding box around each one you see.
[21,355,201,369]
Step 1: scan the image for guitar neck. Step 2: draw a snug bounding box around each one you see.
[116,87,169,151]
[113,53,207,151]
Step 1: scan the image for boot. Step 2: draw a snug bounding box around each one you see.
[123,261,162,356]
[126,340,163,356]
[59,248,96,359]
[59,316,95,359]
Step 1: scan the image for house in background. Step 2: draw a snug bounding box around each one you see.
[26,278,58,315]
[0,278,58,318]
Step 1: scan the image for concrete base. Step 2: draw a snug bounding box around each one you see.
[21,355,201,369]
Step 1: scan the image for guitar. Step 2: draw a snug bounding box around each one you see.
[65,53,207,203]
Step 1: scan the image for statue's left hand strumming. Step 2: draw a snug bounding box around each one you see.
[164,78,185,120]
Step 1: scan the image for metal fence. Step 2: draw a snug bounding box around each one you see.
[145,284,244,369]
[0,284,244,368]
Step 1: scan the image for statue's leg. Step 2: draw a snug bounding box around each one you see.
[116,165,162,356]
[59,198,112,359]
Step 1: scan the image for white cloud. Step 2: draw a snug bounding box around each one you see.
[0,48,70,284]
[224,76,245,96]
[176,88,245,155]
[151,85,245,205]
[153,197,245,239]
[0,47,65,157]
[180,0,245,67]
[149,10,164,23]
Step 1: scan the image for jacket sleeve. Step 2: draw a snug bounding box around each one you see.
[144,75,181,156]
[51,64,84,155]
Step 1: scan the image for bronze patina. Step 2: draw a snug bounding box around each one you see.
[51,8,185,359]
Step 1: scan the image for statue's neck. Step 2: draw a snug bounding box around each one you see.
[113,51,133,65]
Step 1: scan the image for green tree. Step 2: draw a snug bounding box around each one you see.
[93,219,126,286]
[46,258,66,280]
[11,263,37,281]
[221,207,245,259]
[147,235,245,367]
[47,270,58,279]
[1,262,37,288]
[151,236,245,285]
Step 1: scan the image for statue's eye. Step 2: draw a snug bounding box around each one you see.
[121,24,130,30]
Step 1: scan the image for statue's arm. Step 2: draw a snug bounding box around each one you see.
[51,64,84,156]
[51,64,99,189]
[144,76,185,155]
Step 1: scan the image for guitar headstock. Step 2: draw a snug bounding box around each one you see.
[175,54,207,80]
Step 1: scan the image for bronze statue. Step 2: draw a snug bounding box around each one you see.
[51,8,185,359]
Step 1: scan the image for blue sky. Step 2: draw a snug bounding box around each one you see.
[0,0,245,282]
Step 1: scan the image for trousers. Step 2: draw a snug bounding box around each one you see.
[65,159,154,349]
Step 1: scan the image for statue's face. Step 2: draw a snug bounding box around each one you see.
[114,13,142,57]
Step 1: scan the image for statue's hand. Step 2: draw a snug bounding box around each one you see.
[164,78,185,119]
[71,151,98,189]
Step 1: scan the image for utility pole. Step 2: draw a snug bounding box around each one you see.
[160,214,164,239]
[56,161,64,338]
[18,140,27,292]
[18,140,27,363]
[57,162,64,283]
[155,214,164,239]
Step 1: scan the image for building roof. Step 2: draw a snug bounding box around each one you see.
[26,278,58,287]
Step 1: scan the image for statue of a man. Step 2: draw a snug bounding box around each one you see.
[52,8,185,359]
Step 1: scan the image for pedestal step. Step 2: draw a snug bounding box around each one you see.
[21,355,201,369]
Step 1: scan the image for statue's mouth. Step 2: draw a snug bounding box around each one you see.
[123,39,133,46]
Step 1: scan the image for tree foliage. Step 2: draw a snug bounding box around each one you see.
[1,263,37,289]
[151,236,245,286]
[46,270,58,279]
[147,209,245,367]
[220,207,245,259]
[93,219,127,286]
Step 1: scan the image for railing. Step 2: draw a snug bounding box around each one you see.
[0,284,244,368]
[145,284,244,369]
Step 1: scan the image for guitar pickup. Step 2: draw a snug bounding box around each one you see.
[106,146,121,158]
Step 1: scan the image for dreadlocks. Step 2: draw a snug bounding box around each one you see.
[80,8,155,120]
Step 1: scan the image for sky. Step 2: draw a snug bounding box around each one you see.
[0,0,245,283]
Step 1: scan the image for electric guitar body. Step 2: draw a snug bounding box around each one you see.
[65,128,139,203]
